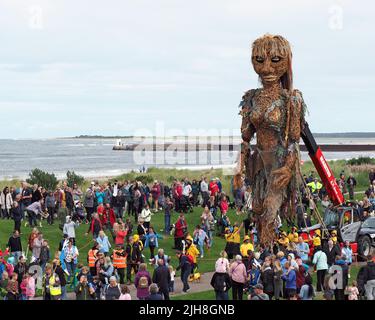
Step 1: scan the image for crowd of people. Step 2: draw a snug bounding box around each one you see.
[0,168,374,300]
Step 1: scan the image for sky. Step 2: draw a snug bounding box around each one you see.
[0,0,374,139]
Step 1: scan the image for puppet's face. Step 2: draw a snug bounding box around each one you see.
[252,52,288,86]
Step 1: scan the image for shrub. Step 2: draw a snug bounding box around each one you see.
[26,168,58,191]
[346,157,375,166]
[134,175,154,184]
[66,170,85,187]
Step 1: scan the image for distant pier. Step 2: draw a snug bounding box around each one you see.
[112,143,375,152]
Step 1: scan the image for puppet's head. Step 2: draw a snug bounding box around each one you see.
[251,34,293,91]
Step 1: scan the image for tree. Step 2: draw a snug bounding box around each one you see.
[66,170,85,187]
[26,168,58,191]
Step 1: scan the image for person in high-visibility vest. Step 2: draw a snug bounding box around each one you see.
[87,242,99,276]
[307,179,323,196]
[112,244,127,284]
[42,264,62,300]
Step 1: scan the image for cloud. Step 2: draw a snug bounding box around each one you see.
[0,0,373,138]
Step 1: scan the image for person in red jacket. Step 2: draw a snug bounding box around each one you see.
[103,204,116,228]
[175,182,183,213]
[209,179,219,197]
[114,222,128,246]
[174,213,187,251]
[220,196,229,214]
[151,181,161,212]
[296,257,306,293]
[85,213,102,239]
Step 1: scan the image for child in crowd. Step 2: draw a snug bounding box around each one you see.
[39,240,50,272]
[144,227,163,259]
[346,280,359,300]
[193,225,209,258]
[20,272,35,300]
[119,284,132,300]
[168,265,175,293]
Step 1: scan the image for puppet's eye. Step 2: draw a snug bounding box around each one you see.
[255,56,264,63]
[271,56,281,63]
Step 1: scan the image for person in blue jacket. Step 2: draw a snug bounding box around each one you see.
[96,231,111,256]
[144,227,163,259]
[282,261,297,299]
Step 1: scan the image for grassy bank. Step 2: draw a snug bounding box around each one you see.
[0,159,370,195]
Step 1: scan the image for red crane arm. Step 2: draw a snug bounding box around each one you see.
[300,122,344,206]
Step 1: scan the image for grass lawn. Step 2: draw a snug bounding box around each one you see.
[0,206,246,274]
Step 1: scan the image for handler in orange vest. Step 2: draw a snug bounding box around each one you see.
[87,242,99,276]
[112,243,127,284]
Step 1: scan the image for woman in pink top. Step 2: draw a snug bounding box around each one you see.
[215,251,230,273]
[115,223,128,246]
[229,255,247,300]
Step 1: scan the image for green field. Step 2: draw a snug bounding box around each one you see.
[0,206,244,274]
[0,160,371,299]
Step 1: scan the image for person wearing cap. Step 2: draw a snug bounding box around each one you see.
[330,230,338,245]
[125,236,142,284]
[288,227,299,244]
[224,223,242,260]
[278,231,289,248]
[240,235,254,269]
[185,235,200,275]
[248,283,269,300]
[240,235,254,256]
[312,229,321,248]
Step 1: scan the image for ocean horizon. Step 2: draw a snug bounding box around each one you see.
[1,137,375,181]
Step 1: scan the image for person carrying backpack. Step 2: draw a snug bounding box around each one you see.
[210,269,232,300]
[103,276,121,300]
[134,263,152,300]
[83,186,95,222]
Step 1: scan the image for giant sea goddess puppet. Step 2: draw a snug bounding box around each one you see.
[239,34,306,246]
